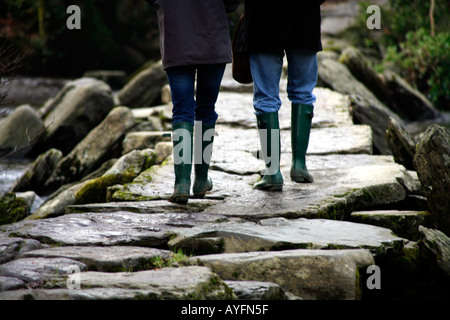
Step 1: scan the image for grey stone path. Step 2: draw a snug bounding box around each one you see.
[0,65,428,300]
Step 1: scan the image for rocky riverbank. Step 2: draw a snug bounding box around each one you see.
[1,1,449,300]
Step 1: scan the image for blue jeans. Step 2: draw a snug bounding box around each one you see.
[166,64,226,125]
[250,50,318,114]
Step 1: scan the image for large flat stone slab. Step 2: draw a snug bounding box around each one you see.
[0,288,164,300]
[350,210,432,241]
[19,246,173,272]
[110,153,412,220]
[203,154,415,220]
[0,237,47,264]
[215,88,353,129]
[190,249,375,300]
[0,276,25,291]
[211,149,265,176]
[0,266,235,300]
[212,124,373,170]
[65,199,219,215]
[0,257,87,286]
[110,161,260,202]
[169,217,406,256]
[0,212,227,248]
[302,125,372,155]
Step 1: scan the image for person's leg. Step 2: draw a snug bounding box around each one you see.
[195,63,226,124]
[253,111,283,191]
[250,52,284,190]
[286,50,318,183]
[286,49,318,106]
[192,64,226,197]
[165,66,196,203]
[192,120,214,198]
[170,121,193,204]
[250,51,284,115]
[166,65,196,125]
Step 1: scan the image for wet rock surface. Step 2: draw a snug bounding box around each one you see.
[350,210,432,241]
[224,280,290,300]
[1,212,227,248]
[0,266,234,300]
[1,56,448,300]
[169,217,406,255]
[413,125,450,235]
[191,249,374,300]
[419,226,450,277]
[0,105,45,158]
[38,78,115,155]
[19,246,173,272]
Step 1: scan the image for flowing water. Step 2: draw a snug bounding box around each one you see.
[0,160,31,196]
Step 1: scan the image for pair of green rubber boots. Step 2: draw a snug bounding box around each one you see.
[254,103,314,191]
[169,122,214,204]
[169,103,313,203]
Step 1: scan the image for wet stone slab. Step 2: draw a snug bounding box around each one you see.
[190,249,375,300]
[111,154,413,220]
[19,246,173,272]
[0,212,228,248]
[203,154,414,219]
[215,88,353,129]
[65,199,220,214]
[0,276,25,291]
[350,210,433,241]
[0,288,161,300]
[169,217,406,256]
[212,123,373,162]
[0,266,235,300]
[110,161,260,202]
[0,237,48,264]
[0,257,87,286]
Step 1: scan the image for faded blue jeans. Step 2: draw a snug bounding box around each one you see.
[166,63,226,125]
[250,50,318,114]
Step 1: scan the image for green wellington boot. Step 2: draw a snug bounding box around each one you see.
[192,122,215,198]
[169,122,193,204]
[253,112,284,191]
[291,103,314,183]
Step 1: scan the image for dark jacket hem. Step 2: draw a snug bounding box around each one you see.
[162,56,232,71]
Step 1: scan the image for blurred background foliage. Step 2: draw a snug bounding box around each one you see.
[353,0,449,110]
[0,0,161,77]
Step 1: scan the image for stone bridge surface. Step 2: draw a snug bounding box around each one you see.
[0,65,426,300]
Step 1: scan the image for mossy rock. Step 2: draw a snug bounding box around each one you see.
[0,193,29,226]
[75,172,137,204]
[74,149,157,204]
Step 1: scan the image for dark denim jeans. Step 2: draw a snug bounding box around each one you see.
[166,63,226,125]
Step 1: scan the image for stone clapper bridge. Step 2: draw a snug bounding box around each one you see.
[0,66,426,300]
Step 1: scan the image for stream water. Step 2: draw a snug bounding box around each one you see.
[0,159,31,196]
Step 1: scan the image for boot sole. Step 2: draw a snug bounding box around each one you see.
[168,194,189,204]
[254,184,283,191]
[192,187,211,198]
[192,179,213,198]
[291,175,314,183]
